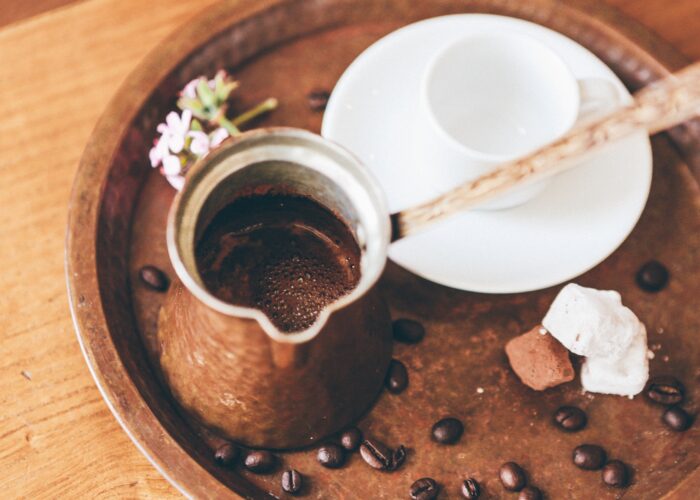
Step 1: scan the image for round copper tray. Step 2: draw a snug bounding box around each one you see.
[67,0,700,497]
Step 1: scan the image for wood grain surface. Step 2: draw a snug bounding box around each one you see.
[0,0,79,28]
[0,0,697,498]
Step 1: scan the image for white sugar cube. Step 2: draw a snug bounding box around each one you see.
[580,323,649,396]
[542,283,641,360]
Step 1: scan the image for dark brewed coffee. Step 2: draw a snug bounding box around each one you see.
[196,194,361,332]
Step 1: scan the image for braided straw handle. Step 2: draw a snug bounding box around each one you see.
[391,61,700,241]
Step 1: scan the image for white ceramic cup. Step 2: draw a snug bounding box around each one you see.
[418,32,621,209]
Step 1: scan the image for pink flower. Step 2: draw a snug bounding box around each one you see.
[181,75,217,99]
[148,135,170,167]
[152,70,274,192]
[156,110,192,154]
[187,130,210,156]
[210,127,229,147]
[162,154,182,176]
[149,109,192,169]
[181,79,199,99]
[166,174,185,191]
[187,127,229,157]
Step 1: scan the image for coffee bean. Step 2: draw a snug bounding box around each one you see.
[573,444,607,470]
[359,438,392,470]
[391,445,406,470]
[553,406,587,432]
[307,90,330,112]
[646,376,685,405]
[392,319,425,343]
[461,478,481,499]
[139,265,169,292]
[636,260,669,292]
[213,443,239,466]
[409,477,439,500]
[317,443,345,468]
[662,406,693,431]
[385,359,408,394]
[244,450,276,474]
[431,417,464,444]
[518,486,542,500]
[339,427,362,451]
[499,462,526,491]
[281,469,302,494]
[358,438,406,471]
[602,460,629,488]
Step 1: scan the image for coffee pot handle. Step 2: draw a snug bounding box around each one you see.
[577,78,622,123]
[390,60,700,241]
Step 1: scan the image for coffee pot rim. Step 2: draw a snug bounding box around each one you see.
[166,127,391,343]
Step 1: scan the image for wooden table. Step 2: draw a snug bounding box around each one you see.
[0,0,698,497]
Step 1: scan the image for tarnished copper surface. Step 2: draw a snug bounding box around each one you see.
[158,279,392,450]
[68,0,700,497]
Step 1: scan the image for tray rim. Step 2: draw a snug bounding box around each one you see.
[65,0,700,497]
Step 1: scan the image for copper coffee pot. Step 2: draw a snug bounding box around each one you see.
[159,128,392,449]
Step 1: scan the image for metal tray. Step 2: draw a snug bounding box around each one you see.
[67,0,700,497]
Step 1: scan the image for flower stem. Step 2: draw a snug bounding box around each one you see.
[232,98,279,128]
[215,115,240,136]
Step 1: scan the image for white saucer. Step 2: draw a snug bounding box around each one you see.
[322,14,652,293]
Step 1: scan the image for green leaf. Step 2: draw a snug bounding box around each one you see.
[177,97,204,114]
[197,79,216,109]
[213,71,226,100]
[217,81,239,104]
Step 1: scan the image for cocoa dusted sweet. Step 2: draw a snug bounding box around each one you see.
[505,325,574,390]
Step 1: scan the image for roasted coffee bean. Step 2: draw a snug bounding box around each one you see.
[602,460,629,488]
[461,478,481,499]
[646,376,685,405]
[499,462,526,491]
[431,417,464,444]
[339,427,362,451]
[317,443,345,468]
[635,260,669,292]
[281,469,303,494]
[662,406,693,431]
[553,405,587,432]
[244,450,276,473]
[391,445,406,470]
[573,444,607,470]
[139,265,169,291]
[392,319,425,344]
[308,90,330,112]
[213,443,239,466]
[385,359,409,394]
[518,486,542,500]
[409,477,439,500]
[359,438,392,470]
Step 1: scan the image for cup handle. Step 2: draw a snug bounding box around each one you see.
[576,78,622,123]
